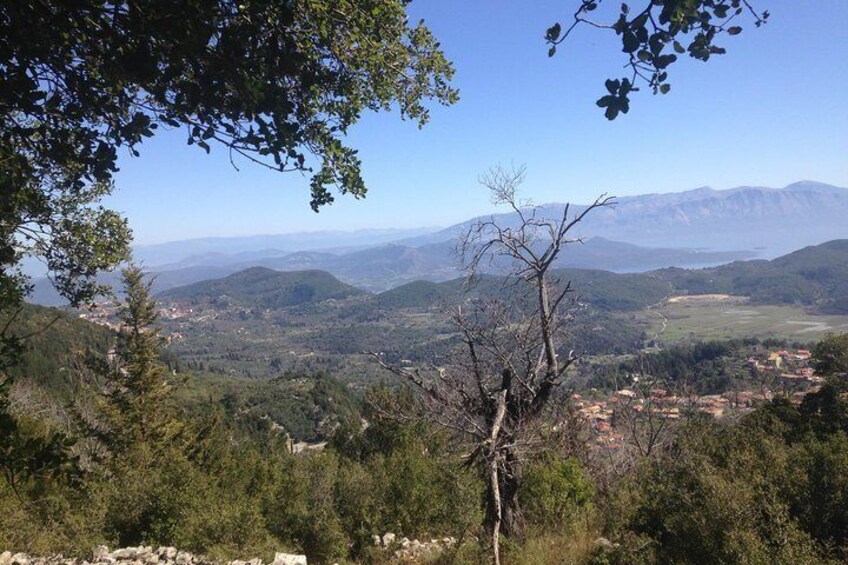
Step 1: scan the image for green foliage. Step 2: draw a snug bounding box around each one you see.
[788,434,848,552]
[185,372,358,442]
[597,388,848,564]
[1,0,456,208]
[102,442,277,554]
[91,267,181,452]
[160,267,364,309]
[0,303,113,395]
[814,333,848,375]
[0,0,457,348]
[546,0,768,119]
[656,240,848,313]
[1,0,455,214]
[554,269,670,312]
[599,339,749,394]
[0,177,131,314]
[520,454,594,532]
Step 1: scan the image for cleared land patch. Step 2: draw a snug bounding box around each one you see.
[639,297,848,343]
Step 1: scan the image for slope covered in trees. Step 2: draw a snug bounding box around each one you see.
[1,304,113,394]
[372,239,848,313]
[656,239,848,313]
[159,267,364,309]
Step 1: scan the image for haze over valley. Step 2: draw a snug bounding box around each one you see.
[28,180,848,304]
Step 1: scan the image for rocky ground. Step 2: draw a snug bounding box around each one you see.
[0,548,306,565]
[0,538,457,565]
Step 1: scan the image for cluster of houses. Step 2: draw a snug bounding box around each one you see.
[747,348,824,384]
[158,305,195,320]
[77,303,122,331]
[575,347,825,450]
[78,303,187,342]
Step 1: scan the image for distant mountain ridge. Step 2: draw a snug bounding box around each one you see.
[404,181,848,255]
[26,181,848,305]
[157,239,848,315]
[133,227,440,267]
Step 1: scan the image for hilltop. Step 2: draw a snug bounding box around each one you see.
[376,240,848,314]
[157,239,848,315]
[158,267,364,309]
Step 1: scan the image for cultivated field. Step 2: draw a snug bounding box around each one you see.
[639,295,848,343]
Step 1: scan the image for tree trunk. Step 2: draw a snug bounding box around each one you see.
[485,389,508,565]
[499,457,523,539]
[488,457,502,565]
[485,452,524,565]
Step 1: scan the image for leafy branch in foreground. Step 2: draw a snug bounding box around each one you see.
[545,0,769,119]
[0,0,458,366]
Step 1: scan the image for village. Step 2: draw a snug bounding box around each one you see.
[576,347,825,450]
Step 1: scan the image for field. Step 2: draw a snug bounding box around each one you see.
[639,295,848,343]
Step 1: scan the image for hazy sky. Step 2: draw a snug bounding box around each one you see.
[106,1,848,244]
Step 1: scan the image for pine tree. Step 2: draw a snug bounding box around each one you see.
[101,266,178,451]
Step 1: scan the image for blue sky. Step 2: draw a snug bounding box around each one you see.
[106,1,848,244]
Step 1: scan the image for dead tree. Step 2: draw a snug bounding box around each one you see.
[374,165,614,565]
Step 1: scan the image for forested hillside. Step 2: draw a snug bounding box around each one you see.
[1,304,113,394]
[159,268,364,309]
[656,240,848,313]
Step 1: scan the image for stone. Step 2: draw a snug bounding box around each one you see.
[10,553,29,565]
[0,552,12,565]
[93,548,110,561]
[271,554,306,565]
[110,549,137,560]
[594,537,614,549]
[381,533,396,547]
[156,548,177,561]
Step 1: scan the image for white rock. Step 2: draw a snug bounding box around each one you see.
[381,533,396,547]
[594,537,614,549]
[10,553,29,565]
[0,552,12,565]
[271,554,306,565]
[93,548,110,562]
[156,548,177,561]
[110,549,137,560]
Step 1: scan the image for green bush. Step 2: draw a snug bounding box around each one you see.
[520,454,594,532]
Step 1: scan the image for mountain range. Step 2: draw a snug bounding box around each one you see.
[28,181,848,305]
[403,180,848,253]
[159,239,848,315]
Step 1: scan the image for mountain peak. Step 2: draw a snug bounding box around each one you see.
[784,180,846,192]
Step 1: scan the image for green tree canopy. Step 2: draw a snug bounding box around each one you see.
[0,0,457,357]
